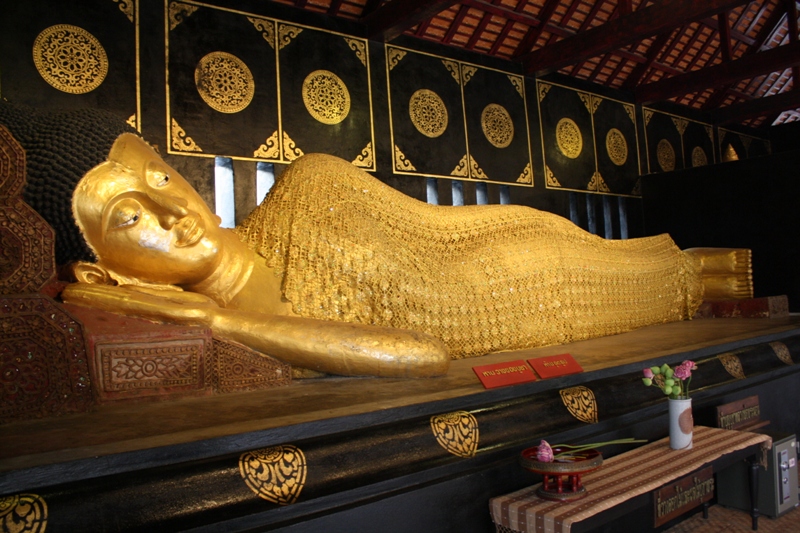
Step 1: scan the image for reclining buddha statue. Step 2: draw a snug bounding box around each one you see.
[0,103,752,378]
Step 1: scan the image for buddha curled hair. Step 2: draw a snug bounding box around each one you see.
[0,102,136,265]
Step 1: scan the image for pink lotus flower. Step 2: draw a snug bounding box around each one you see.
[682,360,698,370]
[673,364,692,380]
[643,368,654,379]
[537,440,554,462]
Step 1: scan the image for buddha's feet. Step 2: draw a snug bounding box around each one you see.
[684,247,753,300]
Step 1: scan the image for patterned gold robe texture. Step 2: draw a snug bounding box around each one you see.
[235,154,702,359]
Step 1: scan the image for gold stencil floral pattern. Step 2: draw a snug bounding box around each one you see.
[0,494,47,533]
[560,386,598,423]
[481,104,514,148]
[195,52,255,114]
[718,353,746,379]
[302,70,351,125]
[692,146,708,167]
[556,118,582,159]
[769,341,793,365]
[606,128,628,166]
[430,411,479,458]
[239,445,307,505]
[657,139,675,171]
[409,89,448,138]
[33,25,108,94]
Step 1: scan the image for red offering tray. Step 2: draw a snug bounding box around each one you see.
[520,446,603,502]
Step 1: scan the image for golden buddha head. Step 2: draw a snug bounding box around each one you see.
[72,133,227,287]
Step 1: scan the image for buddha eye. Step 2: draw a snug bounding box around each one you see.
[147,161,172,188]
[108,199,142,230]
[154,171,170,187]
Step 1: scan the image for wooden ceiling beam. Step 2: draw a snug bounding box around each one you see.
[443,5,471,44]
[636,41,800,104]
[462,0,574,39]
[363,0,461,42]
[713,86,800,123]
[703,5,790,110]
[621,31,676,89]
[520,0,753,76]
[785,0,800,87]
[361,0,383,18]
[719,11,733,61]
[510,0,562,59]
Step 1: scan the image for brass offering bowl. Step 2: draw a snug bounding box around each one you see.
[520,446,603,502]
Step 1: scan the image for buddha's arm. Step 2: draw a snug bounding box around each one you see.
[61,283,450,378]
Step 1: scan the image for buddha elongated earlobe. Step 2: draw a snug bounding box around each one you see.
[71,262,116,285]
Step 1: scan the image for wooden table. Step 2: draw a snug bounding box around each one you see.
[490,426,772,533]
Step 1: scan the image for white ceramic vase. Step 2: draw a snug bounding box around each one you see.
[668,398,693,450]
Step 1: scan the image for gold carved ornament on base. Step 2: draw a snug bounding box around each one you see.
[302,70,351,125]
[0,494,47,533]
[239,445,307,505]
[560,386,598,424]
[769,341,794,365]
[430,411,479,458]
[718,353,746,380]
[195,52,255,114]
[33,24,108,94]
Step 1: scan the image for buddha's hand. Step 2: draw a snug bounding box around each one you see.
[61,283,218,326]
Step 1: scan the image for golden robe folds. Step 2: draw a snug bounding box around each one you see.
[235,154,703,359]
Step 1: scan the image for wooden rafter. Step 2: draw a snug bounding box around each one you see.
[713,86,800,123]
[621,31,676,90]
[510,0,562,59]
[636,41,800,104]
[520,0,753,76]
[362,0,461,42]
[703,4,789,110]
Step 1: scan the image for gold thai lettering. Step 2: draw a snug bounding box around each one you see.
[542,359,568,367]
[482,365,529,377]
[656,477,715,517]
[719,406,760,429]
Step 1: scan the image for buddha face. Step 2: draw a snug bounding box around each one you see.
[73,133,226,286]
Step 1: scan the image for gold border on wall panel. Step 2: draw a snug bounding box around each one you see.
[386,44,533,187]
[538,80,640,197]
[643,107,715,174]
[164,1,375,167]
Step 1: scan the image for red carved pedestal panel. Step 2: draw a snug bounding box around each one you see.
[213,337,291,392]
[0,125,56,295]
[0,295,94,423]
[65,304,214,402]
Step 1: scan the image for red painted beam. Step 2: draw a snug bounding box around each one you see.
[520,0,753,76]
[636,41,800,104]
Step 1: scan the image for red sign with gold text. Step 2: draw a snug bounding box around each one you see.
[473,360,537,389]
[528,354,583,379]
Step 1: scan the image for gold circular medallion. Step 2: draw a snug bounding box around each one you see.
[481,104,514,148]
[409,89,448,138]
[657,139,675,171]
[605,128,628,166]
[555,118,582,159]
[0,494,48,532]
[691,146,708,167]
[195,52,255,114]
[33,24,108,94]
[302,70,351,125]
